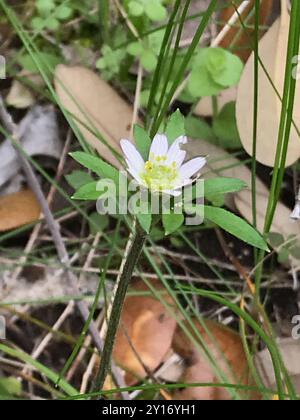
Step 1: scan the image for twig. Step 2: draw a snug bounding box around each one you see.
[0,96,128,397]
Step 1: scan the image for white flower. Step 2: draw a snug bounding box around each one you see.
[290,203,300,221]
[120,134,206,196]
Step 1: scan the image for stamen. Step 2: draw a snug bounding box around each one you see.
[142,158,179,192]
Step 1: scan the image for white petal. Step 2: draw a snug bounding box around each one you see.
[290,204,300,220]
[126,160,144,185]
[179,157,206,179]
[149,134,168,159]
[162,188,182,197]
[120,139,145,172]
[174,150,187,167]
[167,136,187,164]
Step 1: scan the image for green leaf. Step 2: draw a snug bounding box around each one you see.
[65,170,93,190]
[205,47,226,76]
[144,0,167,21]
[163,212,184,235]
[213,102,241,148]
[36,0,55,15]
[165,109,185,144]
[188,64,223,97]
[206,194,225,207]
[70,152,119,183]
[88,212,109,235]
[72,181,103,200]
[31,16,45,30]
[203,205,269,251]
[185,116,215,141]
[0,377,22,398]
[137,213,152,233]
[0,343,77,397]
[188,48,243,98]
[204,177,247,197]
[55,5,73,20]
[46,17,60,31]
[141,49,157,71]
[134,125,151,160]
[140,89,151,107]
[128,0,144,16]
[185,177,247,203]
[208,49,243,88]
[17,52,62,77]
[127,41,143,56]
[278,248,289,263]
[268,232,285,248]
[290,246,300,260]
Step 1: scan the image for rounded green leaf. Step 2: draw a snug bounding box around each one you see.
[141,49,157,71]
[36,0,55,15]
[128,1,144,16]
[206,47,226,76]
[55,5,73,20]
[127,41,143,57]
[46,17,60,31]
[145,0,167,21]
[268,232,285,248]
[188,66,223,97]
[209,49,244,88]
[31,17,44,30]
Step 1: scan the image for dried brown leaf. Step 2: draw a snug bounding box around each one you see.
[172,319,255,400]
[113,279,177,385]
[54,65,137,168]
[237,5,300,167]
[0,189,41,232]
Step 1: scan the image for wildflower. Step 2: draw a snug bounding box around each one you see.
[120,134,206,196]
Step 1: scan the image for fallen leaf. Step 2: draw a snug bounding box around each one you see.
[0,105,62,192]
[184,138,300,238]
[0,189,41,232]
[6,72,44,109]
[54,65,138,168]
[6,80,35,109]
[255,338,300,395]
[236,4,300,167]
[172,319,255,400]
[113,279,177,384]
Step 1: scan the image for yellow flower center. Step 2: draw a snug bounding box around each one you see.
[141,155,179,191]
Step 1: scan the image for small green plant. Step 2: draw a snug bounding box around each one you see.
[96,44,127,80]
[187,47,244,98]
[31,0,73,31]
[127,29,165,71]
[126,0,168,22]
[269,232,300,263]
[70,109,268,391]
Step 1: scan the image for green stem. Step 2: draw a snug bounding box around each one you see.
[212,96,218,119]
[98,0,109,46]
[93,223,147,392]
[251,0,259,231]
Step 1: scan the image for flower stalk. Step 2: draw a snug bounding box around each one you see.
[93,221,147,392]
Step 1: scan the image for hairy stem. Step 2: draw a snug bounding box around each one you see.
[93,223,147,392]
